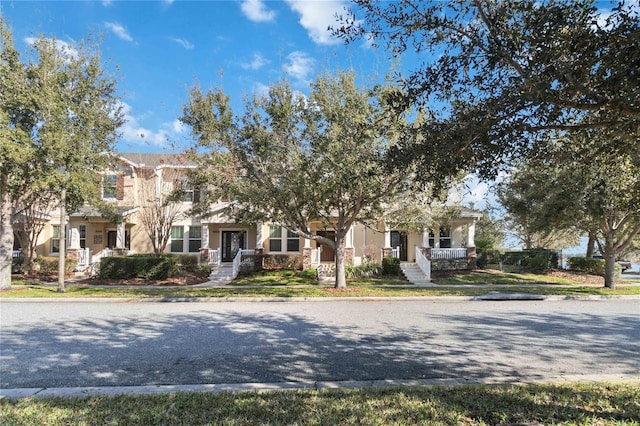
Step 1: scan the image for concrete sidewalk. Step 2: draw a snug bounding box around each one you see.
[2,374,639,400]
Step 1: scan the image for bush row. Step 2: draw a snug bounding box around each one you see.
[99,254,210,280]
[568,257,622,277]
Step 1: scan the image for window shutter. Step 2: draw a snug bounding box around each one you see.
[116,175,125,200]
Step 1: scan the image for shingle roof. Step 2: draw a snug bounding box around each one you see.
[119,153,197,168]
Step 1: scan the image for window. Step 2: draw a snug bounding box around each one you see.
[51,225,61,253]
[269,226,282,252]
[439,228,452,248]
[188,226,201,253]
[176,180,196,202]
[79,225,86,249]
[428,231,435,248]
[286,229,300,252]
[102,175,117,199]
[170,226,184,253]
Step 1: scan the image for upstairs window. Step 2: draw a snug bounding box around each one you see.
[175,180,199,203]
[102,175,117,199]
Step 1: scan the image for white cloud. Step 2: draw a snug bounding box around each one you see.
[283,51,315,85]
[241,52,270,70]
[101,0,112,6]
[105,22,134,42]
[284,0,346,45]
[162,0,175,5]
[24,37,79,61]
[240,0,276,22]
[253,82,271,97]
[170,37,194,50]
[170,119,186,134]
[118,101,178,148]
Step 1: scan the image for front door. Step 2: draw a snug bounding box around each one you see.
[107,231,117,249]
[317,231,335,262]
[391,231,408,261]
[222,231,245,262]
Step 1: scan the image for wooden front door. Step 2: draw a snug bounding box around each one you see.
[222,231,245,262]
[317,231,335,262]
[391,231,408,261]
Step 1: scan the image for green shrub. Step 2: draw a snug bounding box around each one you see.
[99,256,177,280]
[262,254,302,270]
[11,255,24,273]
[172,254,199,273]
[34,256,77,275]
[382,257,401,276]
[568,257,605,276]
[345,262,382,278]
[299,268,317,279]
[521,253,552,271]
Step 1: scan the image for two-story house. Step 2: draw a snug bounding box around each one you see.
[30,153,481,273]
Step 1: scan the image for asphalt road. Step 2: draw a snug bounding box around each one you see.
[1,299,638,389]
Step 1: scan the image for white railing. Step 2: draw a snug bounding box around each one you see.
[75,248,92,271]
[415,246,431,282]
[12,250,22,257]
[231,249,256,280]
[392,246,400,258]
[311,247,321,265]
[382,246,401,260]
[208,248,221,266]
[431,248,467,260]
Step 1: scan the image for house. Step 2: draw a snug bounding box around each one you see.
[25,153,481,275]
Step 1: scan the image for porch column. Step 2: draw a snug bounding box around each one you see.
[422,227,430,248]
[467,221,476,248]
[346,227,354,248]
[68,224,81,250]
[201,225,210,249]
[384,224,391,248]
[116,222,126,249]
[255,221,263,249]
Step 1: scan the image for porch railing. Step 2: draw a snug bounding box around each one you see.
[89,248,133,276]
[391,246,400,258]
[231,249,256,280]
[75,248,92,271]
[12,250,22,257]
[415,246,431,282]
[310,247,321,265]
[208,248,222,266]
[431,248,467,260]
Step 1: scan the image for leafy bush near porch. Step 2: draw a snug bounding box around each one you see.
[262,254,302,270]
[171,254,200,273]
[345,262,382,278]
[382,257,401,276]
[33,256,78,275]
[99,256,177,280]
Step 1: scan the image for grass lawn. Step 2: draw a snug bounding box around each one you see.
[4,269,639,298]
[1,383,638,425]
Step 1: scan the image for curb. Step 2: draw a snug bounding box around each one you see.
[2,294,640,303]
[2,374,639,400]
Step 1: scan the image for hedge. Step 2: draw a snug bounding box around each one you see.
[382,257,401,276]
[99,256,177,280]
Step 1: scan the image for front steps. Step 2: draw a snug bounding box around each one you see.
[400,262,432,286]
[207,264,234,285]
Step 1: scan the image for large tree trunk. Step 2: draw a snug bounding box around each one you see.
[586,232,596,258]
[603,248,617,289]
[334,234,347,289]
[0,184,14,290]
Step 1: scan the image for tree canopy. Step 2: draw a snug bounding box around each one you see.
[181,71,414,288]
[498,129,640,288]
[334,0,640,179]
[0,19,123,288]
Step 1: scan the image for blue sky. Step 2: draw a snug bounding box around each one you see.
[1,0,399,153]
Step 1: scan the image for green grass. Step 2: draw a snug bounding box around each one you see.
[432,270,581,285]
[4,282,640,298]
[1,383,638,425]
